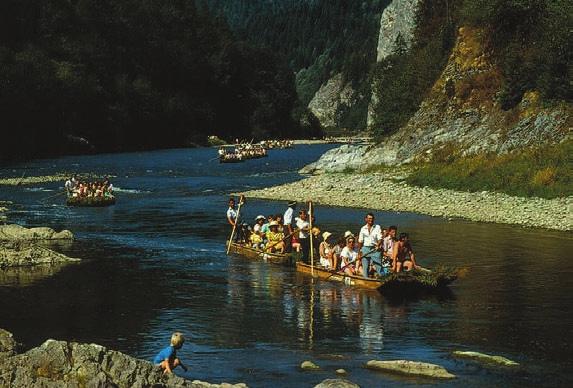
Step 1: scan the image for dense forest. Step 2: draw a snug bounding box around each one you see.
[204,0,389,130]
[0,0,311,161]
[370,0,572,138]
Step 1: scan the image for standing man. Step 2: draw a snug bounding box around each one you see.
[296,209,310,263]
[227,197,242,242]
[283,201,297,252]
[357,213,383,278]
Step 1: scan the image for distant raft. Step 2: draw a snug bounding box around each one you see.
[66,196,116,207]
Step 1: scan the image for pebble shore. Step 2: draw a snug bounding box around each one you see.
[242,173,572,232]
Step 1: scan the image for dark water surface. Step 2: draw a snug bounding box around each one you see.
[1,146,572,387]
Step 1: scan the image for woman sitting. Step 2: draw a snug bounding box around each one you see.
[319,232,333,269]
[265,221,285,253]
[340,236,358,275]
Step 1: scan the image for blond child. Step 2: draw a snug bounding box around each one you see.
[153,332,188,374]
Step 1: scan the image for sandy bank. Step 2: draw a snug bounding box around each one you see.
[241,173,572,231]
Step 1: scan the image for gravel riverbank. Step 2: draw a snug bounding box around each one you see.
[242,173,572,231]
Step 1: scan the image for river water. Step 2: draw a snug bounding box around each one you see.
[1,146,572,387]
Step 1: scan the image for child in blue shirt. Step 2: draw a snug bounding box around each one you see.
[153,332,188,374]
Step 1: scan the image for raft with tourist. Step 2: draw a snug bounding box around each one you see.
[64,177,116,207]
[224,196,461,293]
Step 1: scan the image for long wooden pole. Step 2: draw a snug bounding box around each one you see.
[309,201,314,277]
[227,195,245,255]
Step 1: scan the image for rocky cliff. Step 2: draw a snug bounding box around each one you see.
[306,0,572,172]
[308,74,359,129]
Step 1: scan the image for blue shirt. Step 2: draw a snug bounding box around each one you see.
[153,345,176,364]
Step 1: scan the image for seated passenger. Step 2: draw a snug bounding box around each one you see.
[265,221,285,253]
[340,236,358,275]
[392,232,418,272]
[319,232,333,269]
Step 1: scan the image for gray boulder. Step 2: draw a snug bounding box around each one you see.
[0,241,80,269]
[365,360,455,379]
[314,379,360,388]
[0,333,246,388]
[0,328,19,360]
[0,224,74,241]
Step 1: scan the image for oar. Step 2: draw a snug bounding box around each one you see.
[226,195,245,255]
[39,190,67,203]
[308,201,315,277]
[265,228,299,252]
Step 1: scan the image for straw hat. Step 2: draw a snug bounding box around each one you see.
[322,231,332,241]
[288,200,297,207]
[255,215,265,221]
[344,230,354,238]
[269,221,279,227]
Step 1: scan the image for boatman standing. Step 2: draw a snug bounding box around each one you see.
[227,197,242,242]
[283,200,297,252]
[357,213,383,278]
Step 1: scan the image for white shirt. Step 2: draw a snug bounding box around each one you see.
[227,207,237,222]
[253,223,262,233]
[283,207,294,225]
[383,236,395,257]
[340,246,357,262]
[358,224,383,247]
[295,217,309,238]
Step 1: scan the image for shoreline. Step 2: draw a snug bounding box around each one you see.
[241,172,572,232]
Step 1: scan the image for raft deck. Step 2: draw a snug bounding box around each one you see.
[227,242,297,265]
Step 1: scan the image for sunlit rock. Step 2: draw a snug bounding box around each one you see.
[452,351,519,367]
[365,360,456,379]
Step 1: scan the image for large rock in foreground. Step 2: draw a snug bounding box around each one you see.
[0,328,19,360]
[314,378,360,388]
[0,241,79,269]
[0,224,74,241]
[0,333,246,388]
[365,360,456,379]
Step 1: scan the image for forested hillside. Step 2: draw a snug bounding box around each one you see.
[0,0,303,161]
[203,0,389,130]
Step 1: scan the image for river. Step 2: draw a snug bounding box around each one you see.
[1,146,572,387]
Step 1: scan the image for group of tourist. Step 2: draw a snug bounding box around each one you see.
[259,140,293,149]
[65,176,114,198]
[218,143,267,162]
[226,197,419,278]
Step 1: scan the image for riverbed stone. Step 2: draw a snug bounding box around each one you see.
[0,241,79,269]
[335,369,347,375]
[0,329,246,388]
[301,360,321,370]
[452,350,519,367]
[365,360,456,379]
[314,378,359,388]
[0,224,74,241]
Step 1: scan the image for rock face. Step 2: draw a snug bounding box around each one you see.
[314,379,360,388]
[300,145,368,174]
[0,330,246,388]
[308,73,359,129]
[0,224,74,241]
[452,351,519,367]
[365,360,456,379]
[367,0,422,128]
[320,26,571,170]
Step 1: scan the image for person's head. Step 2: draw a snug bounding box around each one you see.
[322,231,332,242]
[365,212,375,226]
[267,215,274,222]
[229,197,235,207]
[275,214,283,223]
[298,209,307,220]
[344,230,354,239]
[288,200,297,209]
[398,232,409,242]
[346,236,355,247]
[269,221,279,231]
[388,225,398,238]
[170,332,185,349]
[256,215,265,224]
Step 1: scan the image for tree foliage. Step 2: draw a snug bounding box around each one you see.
[0,0,301,161]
